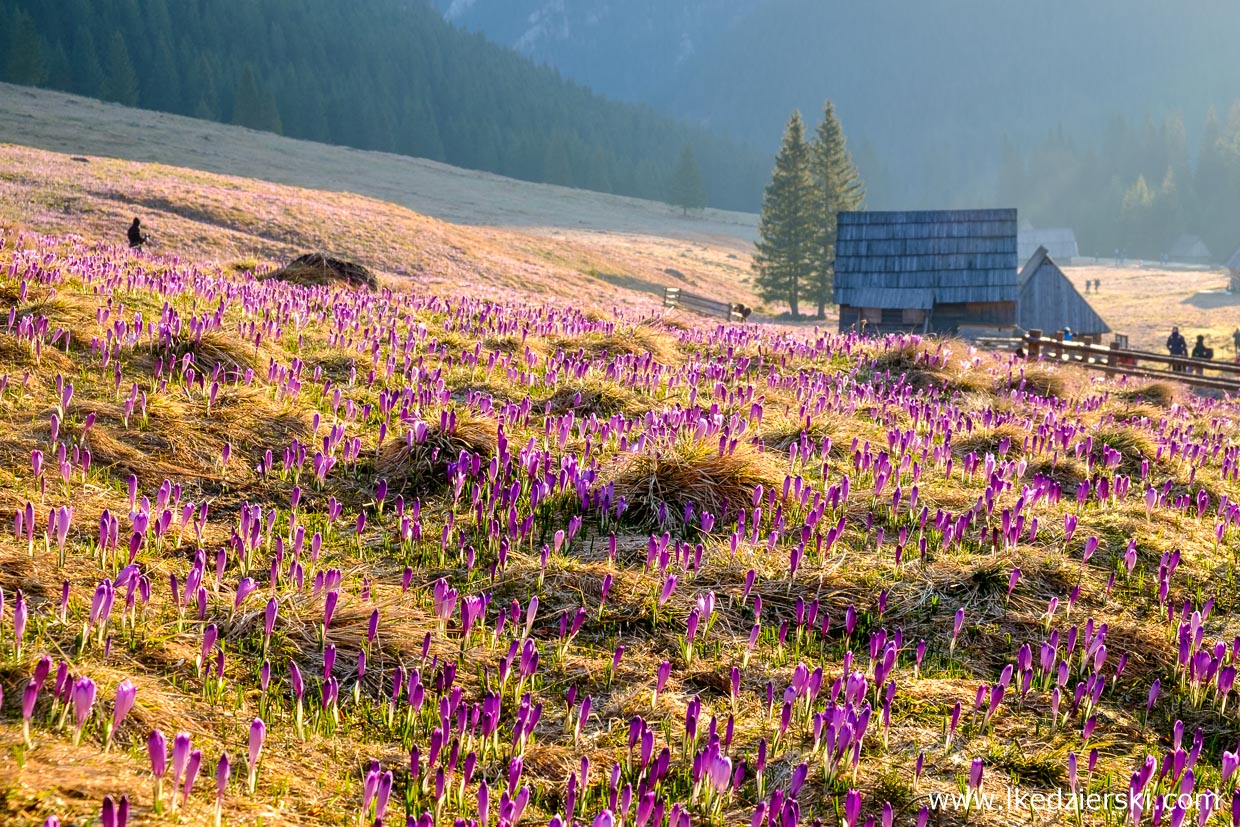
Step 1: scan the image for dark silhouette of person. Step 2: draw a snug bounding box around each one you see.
[1192,334,1213,375]
[1232,327,1240,355]
[1167,326,1187,372]
[127,217,147,249]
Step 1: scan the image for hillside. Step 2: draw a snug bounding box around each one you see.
[0,142,760,312]
[0,85,758,245]
[2,218,1240,826]
[0,0,768,210]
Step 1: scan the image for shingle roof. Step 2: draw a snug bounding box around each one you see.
[834,209,1018,309]
[1016,246,1110,336]
[1168,233,1212,261]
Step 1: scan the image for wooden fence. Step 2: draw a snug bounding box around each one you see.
[1024,329,1240,393]
[663,287,745,322]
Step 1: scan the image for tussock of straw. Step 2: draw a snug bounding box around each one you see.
[608,436,782,530]
[375,410,498,492]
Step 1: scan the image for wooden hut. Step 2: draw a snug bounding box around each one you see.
[1168,233,1212,264]
[1018,226,1079,263]
[1017,246,1109,340]
[834,208,1018,335]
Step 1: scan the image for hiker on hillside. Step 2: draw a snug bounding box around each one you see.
[127,217,148,249]
[1232,327,1240,356]
[1167,326,1187,372]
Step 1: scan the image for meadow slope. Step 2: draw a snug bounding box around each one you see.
[0,144,759,312]
[0,224,1239,827]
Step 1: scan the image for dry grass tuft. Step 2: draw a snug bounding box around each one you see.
[1000,363,1069,399]
[544,379,653,418]
[951,422,1028,458]
[1085,424,1160,476]
[608,436,783,529]
[374,410,498,492]
[263,253,378,291]
[1116,381,1177,408]
[867,340,992,395]
[555,326,681,366]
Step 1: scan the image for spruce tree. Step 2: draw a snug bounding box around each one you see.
[99,31,138,106]
[668,144,707,215]
[754,111,815,318]
[5,10,49,86]
[809,101,865,319]
[232,65,281,133]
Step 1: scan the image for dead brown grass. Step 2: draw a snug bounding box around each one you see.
[608,435,783,529]
[374,409,498,493]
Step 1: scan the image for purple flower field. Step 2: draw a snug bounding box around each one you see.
[2,230,1240,826]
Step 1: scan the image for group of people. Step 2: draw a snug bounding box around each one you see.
[1166,326,1217,374]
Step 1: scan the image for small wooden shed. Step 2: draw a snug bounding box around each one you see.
[834,208,1018,335]
[1168,233,1212,264]
[1017,246,1109,339]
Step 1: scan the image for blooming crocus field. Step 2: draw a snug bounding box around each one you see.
[3,231,1240,827]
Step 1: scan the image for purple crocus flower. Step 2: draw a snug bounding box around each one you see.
[71,676,97,746]
[248,717,266,793]
[215,753,230,827]
[107,679,137,752]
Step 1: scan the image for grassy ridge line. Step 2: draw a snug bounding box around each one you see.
[0,84,757,243]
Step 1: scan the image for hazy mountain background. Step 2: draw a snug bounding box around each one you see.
[438,0,1240,256]
[6,0,1240,257]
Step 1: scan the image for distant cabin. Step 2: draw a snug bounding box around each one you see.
[1168,233,1212,265]
[1018,227,1079,263]
[834,208,1018,335]
[1017,246,1109,340]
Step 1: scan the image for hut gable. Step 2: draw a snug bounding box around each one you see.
[1168,233,1212,263]
[1226,244,1240,275]
[1016,246,1110,337]
[834,208,1018,334]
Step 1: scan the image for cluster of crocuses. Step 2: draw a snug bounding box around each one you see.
[8,232,1240,826]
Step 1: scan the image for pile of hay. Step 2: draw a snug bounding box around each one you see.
[608,436,783,530]
[375,411,498,492]
[266,253,378,291]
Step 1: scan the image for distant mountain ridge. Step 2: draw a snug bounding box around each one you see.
[435,0,1240,213]
[0,0,768,210]
[433,0,764,104]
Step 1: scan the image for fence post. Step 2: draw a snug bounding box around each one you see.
[1027,329,1042,359]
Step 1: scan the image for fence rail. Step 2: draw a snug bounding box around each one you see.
[663,287,744,321]
[1023,329,1240,393]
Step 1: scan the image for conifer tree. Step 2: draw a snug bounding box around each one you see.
[668,145,707,215]
[232,65,282,134]
[5,10,49,86]
[99,31,138,106]
[809,101,865,319]
[754,111,815,317]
